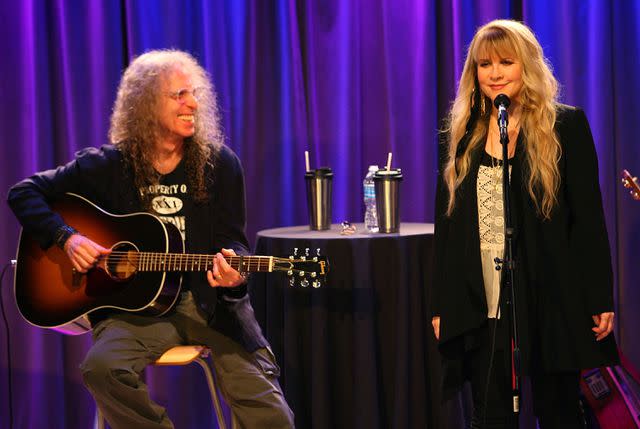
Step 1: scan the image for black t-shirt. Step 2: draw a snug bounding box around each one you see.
[140,160,194,290]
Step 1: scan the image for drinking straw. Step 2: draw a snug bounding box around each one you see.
[305,151,310,172]
[386,152,393,171]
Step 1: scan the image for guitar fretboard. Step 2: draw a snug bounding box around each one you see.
[110,252,274,273]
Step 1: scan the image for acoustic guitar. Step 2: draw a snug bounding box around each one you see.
[14,193,328,335]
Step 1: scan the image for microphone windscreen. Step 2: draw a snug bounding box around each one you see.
[493,94,511,109]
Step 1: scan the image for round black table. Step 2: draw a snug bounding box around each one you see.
[249,223,450,428]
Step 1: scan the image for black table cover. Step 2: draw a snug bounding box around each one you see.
[249,223,457,428]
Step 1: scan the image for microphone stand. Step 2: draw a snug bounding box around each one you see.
[495,103,521,427]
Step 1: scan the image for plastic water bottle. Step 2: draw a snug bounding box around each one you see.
[364,165,379,232]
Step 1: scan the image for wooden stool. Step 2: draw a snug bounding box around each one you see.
[94,345,233,429]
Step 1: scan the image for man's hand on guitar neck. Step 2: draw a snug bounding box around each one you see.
[64,234,111,273]
[207,248,245,288]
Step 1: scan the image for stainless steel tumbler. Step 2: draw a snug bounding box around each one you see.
[373,169,402,233]
[305,168,333,230]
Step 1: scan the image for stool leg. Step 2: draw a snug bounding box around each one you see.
[194,357,229,429]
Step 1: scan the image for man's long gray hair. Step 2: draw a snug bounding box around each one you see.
[109,49,224,205]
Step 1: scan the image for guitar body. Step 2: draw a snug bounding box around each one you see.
[581,351,640,428]
[15,193,183,334]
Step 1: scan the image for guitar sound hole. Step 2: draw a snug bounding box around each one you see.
[106,242,139,281]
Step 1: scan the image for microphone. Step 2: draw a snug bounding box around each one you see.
[493,94,510,138]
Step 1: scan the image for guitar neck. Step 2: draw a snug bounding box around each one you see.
[122,252,275,273]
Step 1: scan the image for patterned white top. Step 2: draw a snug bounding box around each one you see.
[477,159,511,318]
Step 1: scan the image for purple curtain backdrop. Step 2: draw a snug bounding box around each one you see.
[1,1,639,428]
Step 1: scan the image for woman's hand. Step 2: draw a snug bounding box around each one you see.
[592,312,615,341]
[207,248,245,288]
[64,234,111,273]
[432,316,441,340]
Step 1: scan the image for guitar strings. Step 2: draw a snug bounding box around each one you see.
[99,252,276,271]
[101,252,300,263]
[97,253,321,274]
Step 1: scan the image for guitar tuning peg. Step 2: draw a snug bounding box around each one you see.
[305,248,310,257]
[301,279,309,288]
[310,272,317,278]
[298,271,305,277]
[294,248,299,256]
[312,256,318,262]
[316,248,321,256]
[287,270,293,276]
[289,277,295,287]
[312,280,321,288]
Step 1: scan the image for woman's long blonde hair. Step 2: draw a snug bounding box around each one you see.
[443,20,561,219]
[109,49,224,206]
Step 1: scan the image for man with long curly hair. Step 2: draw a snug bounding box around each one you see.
[8,49,294,428]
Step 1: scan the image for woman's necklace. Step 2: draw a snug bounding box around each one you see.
[487,118,520,166]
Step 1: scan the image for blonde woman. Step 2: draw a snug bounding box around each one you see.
[431,20,618,428]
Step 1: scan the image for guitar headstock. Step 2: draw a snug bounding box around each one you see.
[272,247,329,288]
[622,169,640,201]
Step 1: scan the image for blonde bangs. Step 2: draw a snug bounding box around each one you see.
[472,28,520,64]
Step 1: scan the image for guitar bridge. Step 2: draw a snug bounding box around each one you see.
[583,368,611,400]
